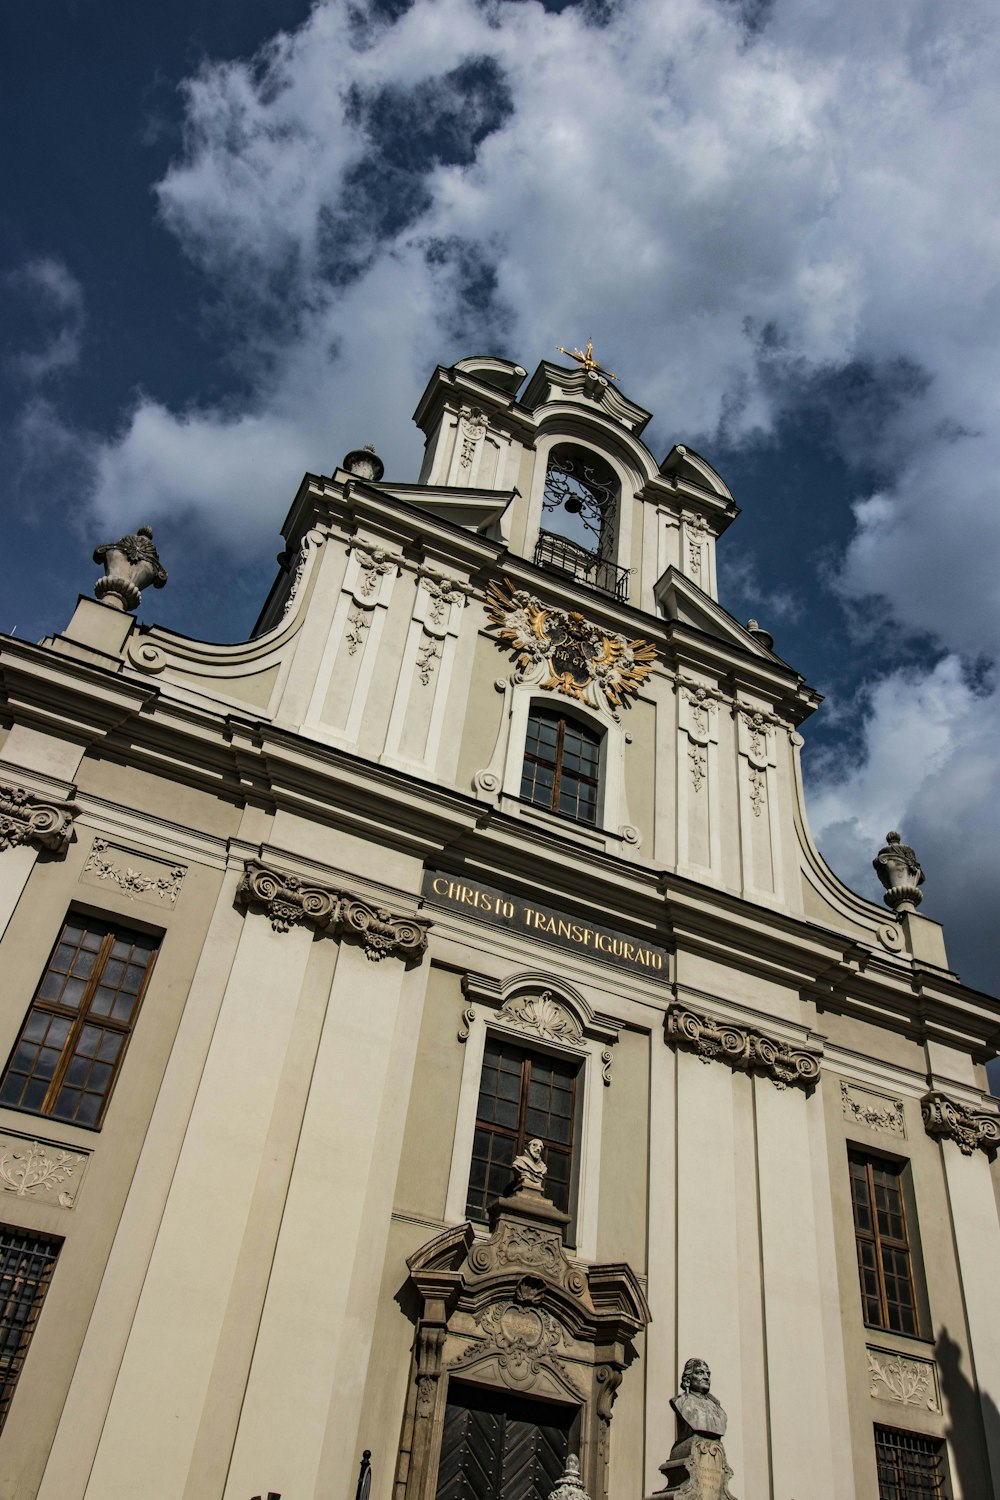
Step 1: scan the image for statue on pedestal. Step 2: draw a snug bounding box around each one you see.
[649,1358,738,1500]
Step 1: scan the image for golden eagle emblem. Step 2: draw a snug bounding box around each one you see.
[485,578,656,710]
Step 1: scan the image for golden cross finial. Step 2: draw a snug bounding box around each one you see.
[556,339,619,382]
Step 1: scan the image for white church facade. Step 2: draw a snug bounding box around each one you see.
[0,350,998,1499]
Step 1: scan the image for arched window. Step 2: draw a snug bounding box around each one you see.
[520,707,601,825]
[536,444,627,600]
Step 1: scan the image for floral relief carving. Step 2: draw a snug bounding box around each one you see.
[451,1294,569,1391]
[748,766,766,817]
[867,1347,940,1411]
[666,1004,821,1090]
[458,405,489,467]
[0,1140,83,1207]
[680,682,720,741]
[416,640,442,685]
[236,859,430,963]
[83,840,185,904]
[354,546,397,598]
[682,511,712,576]
[0,783,79,857]
[497,991,583,1045]
[840,1081,906,1137]
[921,1089,1000,1156]
[688,744,707,792]
[419,571,472,627]
[345,604,371,655]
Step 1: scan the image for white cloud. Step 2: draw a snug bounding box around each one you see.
[17,0,1000,987]
[807,656,1000,991]
[6,257,85,382]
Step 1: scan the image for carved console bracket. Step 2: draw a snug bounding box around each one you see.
[921,1089,1000,1157]
[235,860,430,963]
[665,1003,821,1090]
[0,782,79,856]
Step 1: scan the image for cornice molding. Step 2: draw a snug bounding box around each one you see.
[920,1089,1000,1157]
[0,781,79,856]
[235,858,430,964]
[665,1002,822,1090]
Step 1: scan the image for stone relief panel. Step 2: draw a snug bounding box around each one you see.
[0,1134,88,1209]
[82,839,186,907]
[666,1003,821,1090]
[867,1346,941,1412]
[497,991,584,1046]
[840,1081,906,1138]
[0,782,79,856]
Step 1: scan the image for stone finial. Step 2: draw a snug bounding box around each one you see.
[510,1138,548,1195]
[746,619,774,650]
[342,443,385,482]
[549,1456,590,1500]
[873,830,925,914]
[93,525,168,612]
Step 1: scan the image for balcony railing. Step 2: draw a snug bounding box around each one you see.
[533,531,630,603]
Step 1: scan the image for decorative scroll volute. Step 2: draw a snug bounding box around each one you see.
[235,859,429,963]
[665,1003,821,1090]
[0,782,79,857]
[921,1089,1000,1157]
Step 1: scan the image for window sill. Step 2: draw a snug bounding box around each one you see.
[863,1323,936,1351]
[500,794,621,851]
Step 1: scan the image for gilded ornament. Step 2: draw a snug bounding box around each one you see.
[485,578,656,710]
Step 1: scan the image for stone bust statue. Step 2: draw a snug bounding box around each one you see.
[511,1138,548,1194]
[670,1358,727,1441]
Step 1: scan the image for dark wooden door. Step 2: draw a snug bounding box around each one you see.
[436,1383,574,1500]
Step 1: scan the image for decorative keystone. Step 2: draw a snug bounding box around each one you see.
[0,782,79,856]
[666,1003,820,1090]
[921,1090,1000,1157]
[873,831,924,914]
[93,525,167,612]
[235,859,430,963]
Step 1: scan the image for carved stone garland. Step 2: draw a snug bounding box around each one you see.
[0,782,79,856]
[665,1003,821,1090]
[236,860,430,963]
[399,1191,649,1500]
[921,1089,1000,1157]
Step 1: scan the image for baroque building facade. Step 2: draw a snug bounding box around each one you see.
[0,352,998,1499]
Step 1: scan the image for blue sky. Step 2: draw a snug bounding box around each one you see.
[3,0,1000,1013]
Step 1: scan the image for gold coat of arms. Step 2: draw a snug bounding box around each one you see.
[485,578,656,710]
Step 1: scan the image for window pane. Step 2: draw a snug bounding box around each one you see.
[0,918,158,1129]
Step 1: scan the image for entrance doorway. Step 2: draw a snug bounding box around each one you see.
[435,1382,578,1500]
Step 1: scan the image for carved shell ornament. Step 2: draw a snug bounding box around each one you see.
[485,578,656,710]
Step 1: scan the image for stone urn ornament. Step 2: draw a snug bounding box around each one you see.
[549,1455,590,1500]
[93,525,168,612]
[873,831,924,914]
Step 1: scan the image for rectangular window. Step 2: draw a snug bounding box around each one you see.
[466,1036,578,1222]
[0,915,159,1128]
[0,1226,61,1433]
[849,1152,919,1336]
[875,1426,948,1499]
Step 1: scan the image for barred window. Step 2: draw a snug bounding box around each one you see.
[0,1227,61,1433]
[0,915,159,1128]
[466,1036,578,1222]
[849,1153,919,1336]
[521,708,601,825]
[875,1426,948,1499]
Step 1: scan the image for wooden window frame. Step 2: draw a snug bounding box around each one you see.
[465,1035,580,1224]
[520,708,601,826]
[0,914,159,1129]
[849,1150,921,1337]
